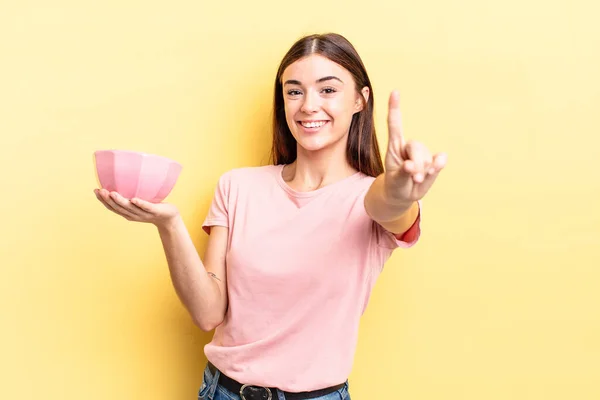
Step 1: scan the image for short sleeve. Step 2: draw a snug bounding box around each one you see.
[374,200,422,249]
[202,172,231,234]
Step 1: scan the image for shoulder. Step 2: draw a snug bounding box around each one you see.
[214,164,280,191]
[218,164,279,182]
[350,172,377,196]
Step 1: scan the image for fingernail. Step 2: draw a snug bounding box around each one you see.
[415,173,423,182]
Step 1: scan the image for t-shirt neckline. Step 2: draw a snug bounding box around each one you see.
[274,164,363,198]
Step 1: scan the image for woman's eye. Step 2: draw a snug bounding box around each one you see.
[321,87,337,94]
[287,90,302,96]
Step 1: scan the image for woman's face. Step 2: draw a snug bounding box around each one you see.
[281,54,369,155]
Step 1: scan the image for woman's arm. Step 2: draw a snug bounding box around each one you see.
[157,218,229,332]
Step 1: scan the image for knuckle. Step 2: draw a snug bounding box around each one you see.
[409,140,422,150]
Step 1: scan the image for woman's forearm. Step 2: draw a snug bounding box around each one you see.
[156,216,225,331]
[365,174,419,235]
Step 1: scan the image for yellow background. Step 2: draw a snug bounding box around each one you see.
[1,1,599,399]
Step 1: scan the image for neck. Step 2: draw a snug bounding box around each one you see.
[283,138,357,192]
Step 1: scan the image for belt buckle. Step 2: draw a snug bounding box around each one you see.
[240,384,272,400]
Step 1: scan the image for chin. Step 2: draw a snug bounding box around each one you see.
[296,140,328,153]
[295,135,342,153]
[298,144,329,153]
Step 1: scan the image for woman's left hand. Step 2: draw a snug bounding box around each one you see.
[383,90,448,204]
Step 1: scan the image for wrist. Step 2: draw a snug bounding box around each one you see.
[155,213,182,232]
[382,173,413,208]
[366,174,415,223]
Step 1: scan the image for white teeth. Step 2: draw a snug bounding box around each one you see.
[301,121,326,128]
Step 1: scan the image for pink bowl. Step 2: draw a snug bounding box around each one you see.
[94,150,182,203]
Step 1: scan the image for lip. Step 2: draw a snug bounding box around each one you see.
[297,120,329,133]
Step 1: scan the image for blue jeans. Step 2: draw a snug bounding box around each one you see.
[197,363,351,400]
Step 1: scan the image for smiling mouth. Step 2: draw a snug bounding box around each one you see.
[299,120,328,129]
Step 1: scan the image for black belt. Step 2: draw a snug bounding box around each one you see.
[207,362,345,400]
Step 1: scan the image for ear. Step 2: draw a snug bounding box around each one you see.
[354,86,370,112]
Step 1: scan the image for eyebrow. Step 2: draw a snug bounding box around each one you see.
[283,76,344,86]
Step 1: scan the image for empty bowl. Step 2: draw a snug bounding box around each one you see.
[94,150,182,203]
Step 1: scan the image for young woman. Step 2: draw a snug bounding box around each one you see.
[94,33,446,400]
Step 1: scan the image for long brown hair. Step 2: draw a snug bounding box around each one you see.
[270,33,384,177]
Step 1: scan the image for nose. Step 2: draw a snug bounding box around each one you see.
[300,90,320,114]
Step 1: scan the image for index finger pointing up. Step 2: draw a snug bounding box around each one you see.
[387,90,406,149]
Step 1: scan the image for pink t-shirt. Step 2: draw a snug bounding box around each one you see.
[201,164,421,392]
